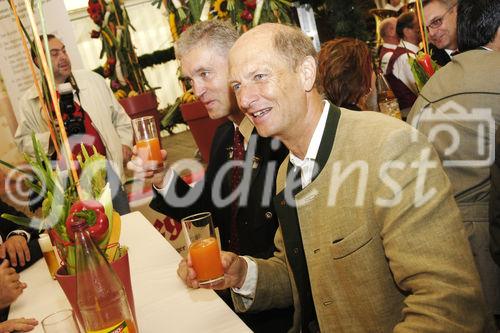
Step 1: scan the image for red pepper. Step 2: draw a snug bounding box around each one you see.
[417,53,435,77]
[65,200,109,242]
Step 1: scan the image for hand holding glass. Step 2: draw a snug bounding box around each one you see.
[181,212,224,286]
[132,116,163,169]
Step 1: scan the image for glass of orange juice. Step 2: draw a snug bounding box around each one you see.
[181,212,224,286]
[132,116,163,169]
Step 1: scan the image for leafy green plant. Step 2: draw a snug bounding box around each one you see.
[87,0,151,98]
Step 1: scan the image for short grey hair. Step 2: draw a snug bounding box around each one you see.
[272,24,317,71]
[175,20,238,60]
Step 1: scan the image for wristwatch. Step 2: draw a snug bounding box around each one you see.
[7,230,30,242]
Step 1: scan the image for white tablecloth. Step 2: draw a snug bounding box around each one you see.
[9,211,251,332]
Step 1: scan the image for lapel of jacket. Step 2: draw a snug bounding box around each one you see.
[207,122,234,198]
[272,103,341,329]
[230,118,269,217]
[238,118,263,187]
[247,132,268,187]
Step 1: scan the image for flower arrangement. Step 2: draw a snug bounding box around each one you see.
[3,0,122,275]
[1,138,118,274]
[87,0,151,99]
[159,0,293,40]
[409,51,440,91]
[409,0,440,91]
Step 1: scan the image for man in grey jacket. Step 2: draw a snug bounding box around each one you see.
[407,0,500,328]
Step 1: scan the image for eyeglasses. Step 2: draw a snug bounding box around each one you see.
[426,3,457,30]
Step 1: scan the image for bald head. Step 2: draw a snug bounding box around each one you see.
[234,23,316,71]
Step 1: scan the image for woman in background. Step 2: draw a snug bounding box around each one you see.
[317,38,375,111]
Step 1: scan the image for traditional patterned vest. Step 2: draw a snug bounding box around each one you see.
[385,47,417,109]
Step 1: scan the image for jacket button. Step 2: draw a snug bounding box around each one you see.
[280,200,286,206]
[293,247,299,254]
[265,211,273,219]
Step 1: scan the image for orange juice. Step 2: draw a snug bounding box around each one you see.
[189,237,224,283]
[136,137,163,166]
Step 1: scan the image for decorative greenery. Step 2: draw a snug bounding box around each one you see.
[93,47,176,76]
[87,0,151,99]
[1,136,113,274]
[158,0,293,41]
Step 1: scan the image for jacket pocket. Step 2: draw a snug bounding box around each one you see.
[330,223,373,259]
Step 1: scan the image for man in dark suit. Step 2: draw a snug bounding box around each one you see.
[0,198,41,327]
[429,43,452,66]
[0,199,40,269]
[128,20,292,332]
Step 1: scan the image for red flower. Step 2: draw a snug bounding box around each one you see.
[90,30,101,38]
[87,2,102,16]
[243,0,256,10]
[241,9,253,21]
[87,1,103,24]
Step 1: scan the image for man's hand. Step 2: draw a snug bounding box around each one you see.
[0,317,38,332]
[122,145,133,163]
[0,235,30,267]
[0,260,26,309]
[127,145,169,188]
[177,251,248,290]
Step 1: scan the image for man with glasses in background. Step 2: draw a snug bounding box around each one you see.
[423,0,458,66]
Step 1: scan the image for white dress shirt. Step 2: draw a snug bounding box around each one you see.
[233,101,331,307]
[392,40,420,94]
[0,230,31,244]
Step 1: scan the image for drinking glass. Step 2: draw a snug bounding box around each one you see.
[42,309,81,333]
[132,116,163,168]
[37,233,59,279]
[181,212,224,286]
